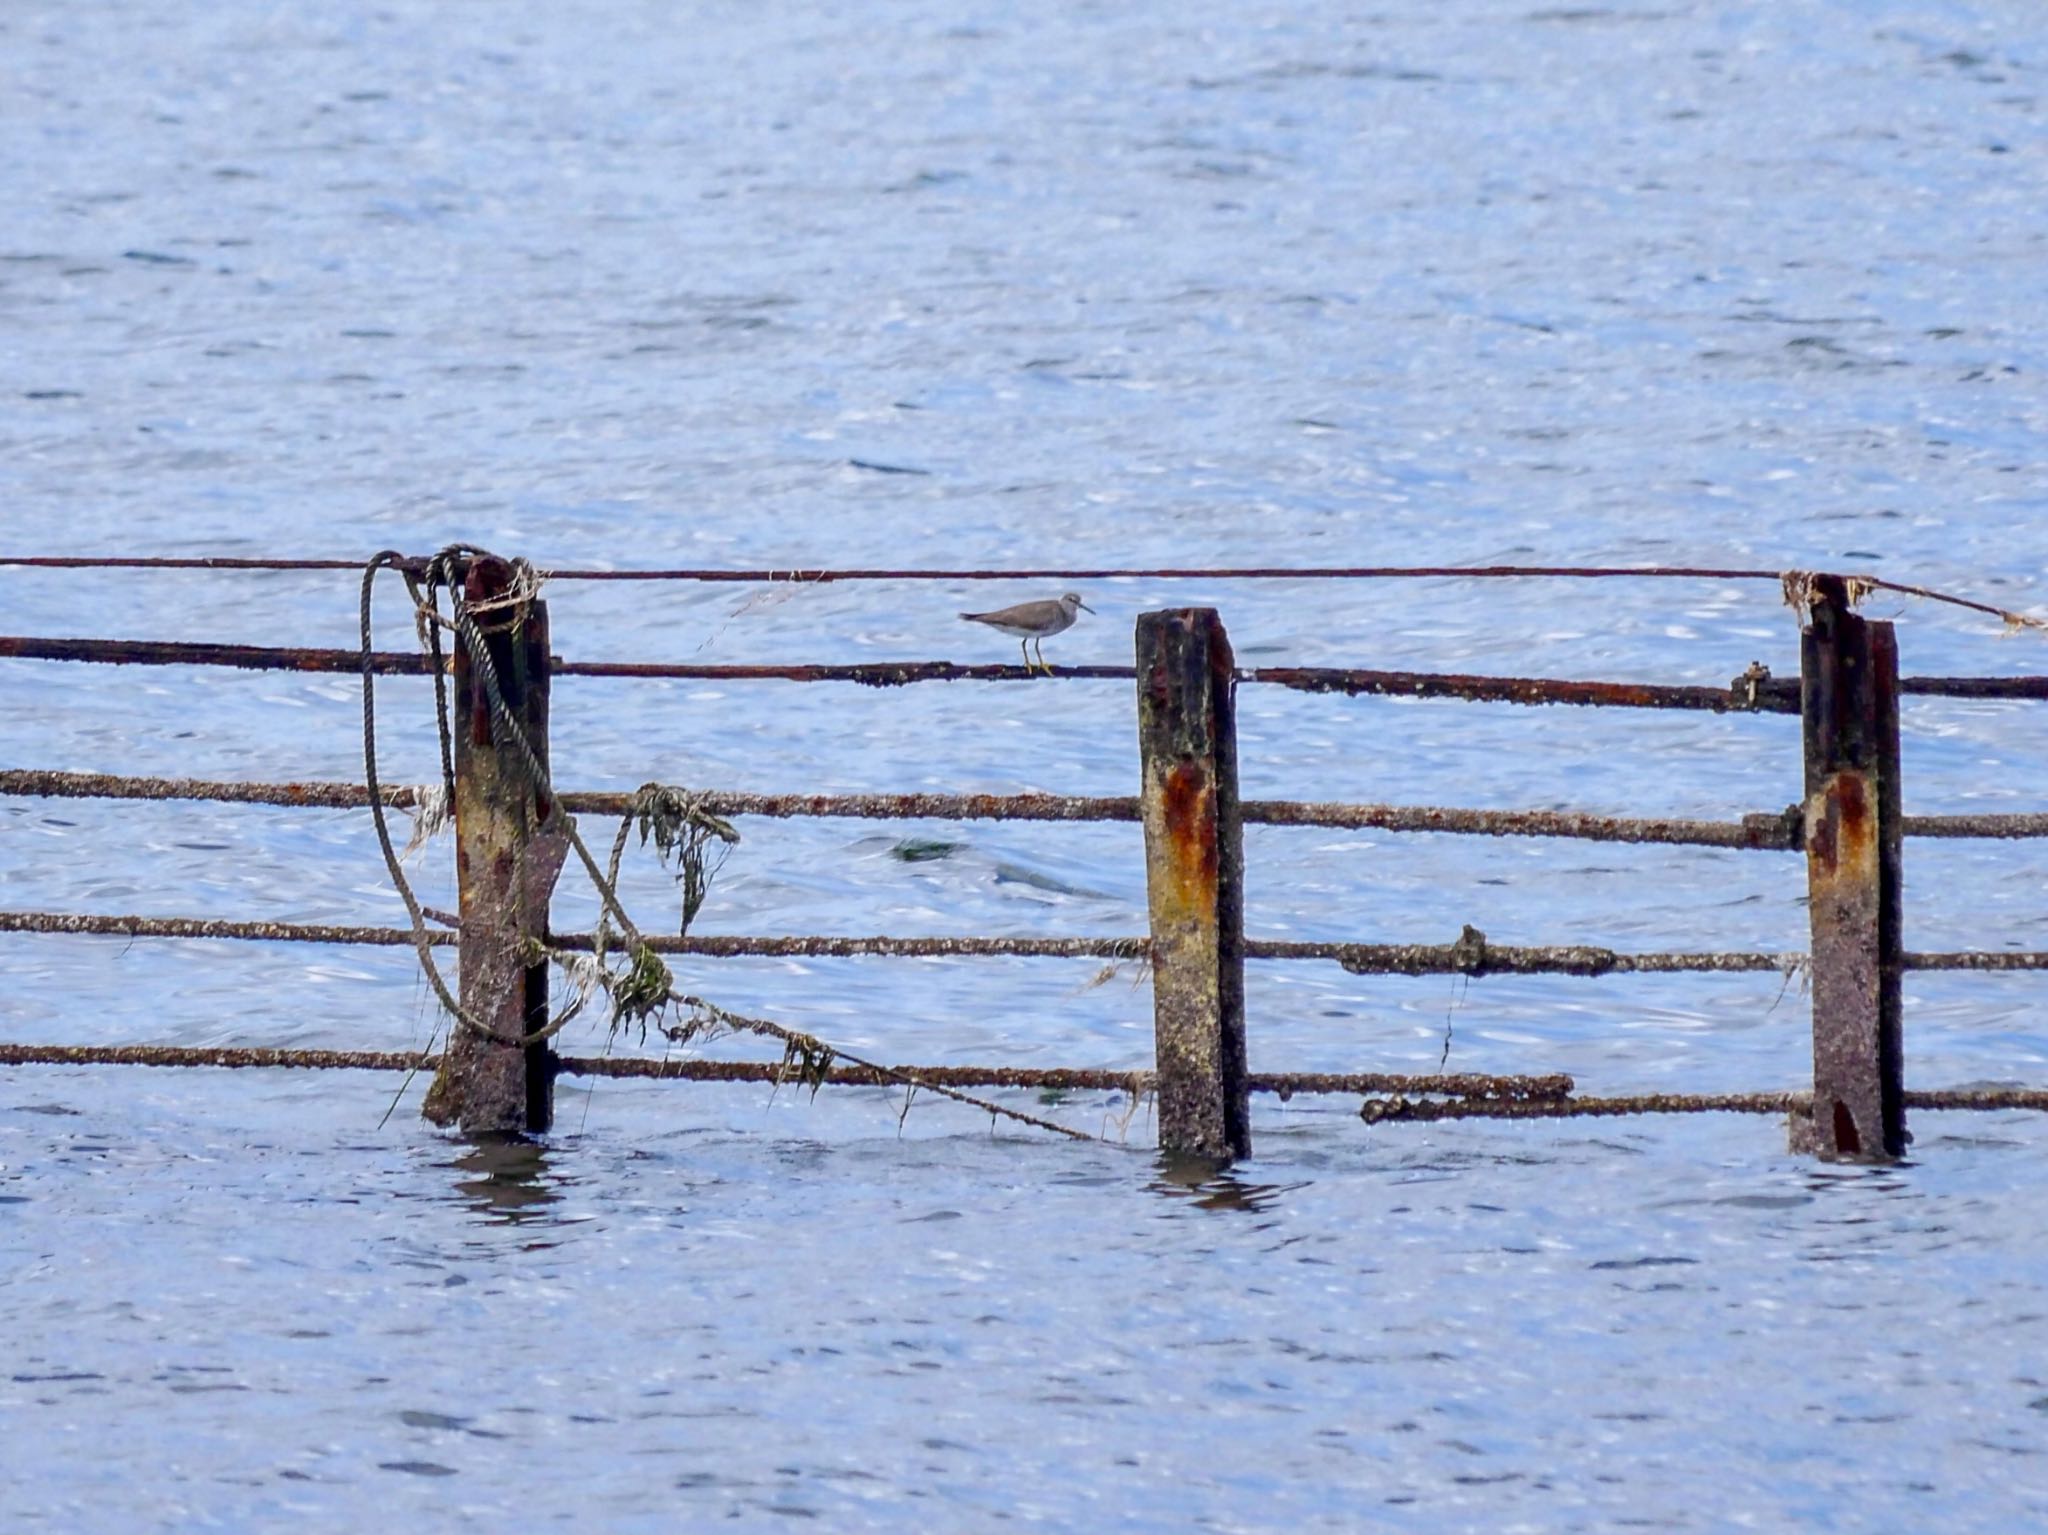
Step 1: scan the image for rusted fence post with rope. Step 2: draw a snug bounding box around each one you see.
[1136,608,1251,1163]
[421,555,566,1134]
[1794,574,1906,1161]
[4,553,2047,1154]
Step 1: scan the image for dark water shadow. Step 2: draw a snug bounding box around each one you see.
[1147,1151,1309,1213]
[445,1136,566,1225]
[1799,1160,1918,1198]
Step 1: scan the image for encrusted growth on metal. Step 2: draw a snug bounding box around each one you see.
[8,769,2046,848]
[0,1043,1571,1101]
[11,908,2048,978]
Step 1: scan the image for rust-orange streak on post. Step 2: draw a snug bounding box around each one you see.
[1137,608,1250,1163]
[1798,578,1904,1161]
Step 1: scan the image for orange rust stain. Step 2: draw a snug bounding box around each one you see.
[1808,772,1877,882]
[1157,761,1219,919]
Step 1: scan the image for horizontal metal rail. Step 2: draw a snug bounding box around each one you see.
[0,634,1802,709]
[5,1043,2042,1123]
[0,768,1820,847]
[8,633,2044,709]
[2,557,2037,628]
[3,910,2043,974]
[0,557,1793,581]
[7,770,2045,845]
[0,1043,1568,1101]
[1358,1087,2048,1122]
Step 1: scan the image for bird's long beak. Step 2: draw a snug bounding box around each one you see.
[1077,600,1096,614]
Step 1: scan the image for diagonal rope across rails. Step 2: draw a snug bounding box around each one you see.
[356,548,1102,1142]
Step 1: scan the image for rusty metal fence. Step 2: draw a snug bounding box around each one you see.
[3,554,2046,1164]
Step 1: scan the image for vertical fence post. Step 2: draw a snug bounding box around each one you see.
[422,556,564,1135]
[1794,575,1905,1161]
[1136,608,1251,1163]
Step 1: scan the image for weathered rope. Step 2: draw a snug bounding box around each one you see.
[358,551,478,1046]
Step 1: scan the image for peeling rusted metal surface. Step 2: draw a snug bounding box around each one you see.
[1797,577,1906,1162]
[1137,608,1250,1162]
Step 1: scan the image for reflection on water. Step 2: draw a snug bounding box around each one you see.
[1149,1151,1308,1212]
[446,1137,564,1224]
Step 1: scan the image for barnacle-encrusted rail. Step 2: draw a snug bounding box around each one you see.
[9,769,2048,848]
[5,909,2046,976]
[0,1043,1568,1103]
[7,1044,2046,1130]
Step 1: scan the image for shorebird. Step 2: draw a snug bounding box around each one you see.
[960,592,1094,676]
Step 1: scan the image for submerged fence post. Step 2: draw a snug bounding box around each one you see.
[1793,575,1905,1161]
[422,556,565,1136]
[1136,608,1251,1163]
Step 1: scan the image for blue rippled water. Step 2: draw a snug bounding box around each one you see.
[4,1,2048,1528]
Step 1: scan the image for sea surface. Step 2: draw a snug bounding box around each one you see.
[4,1,2048,1529]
